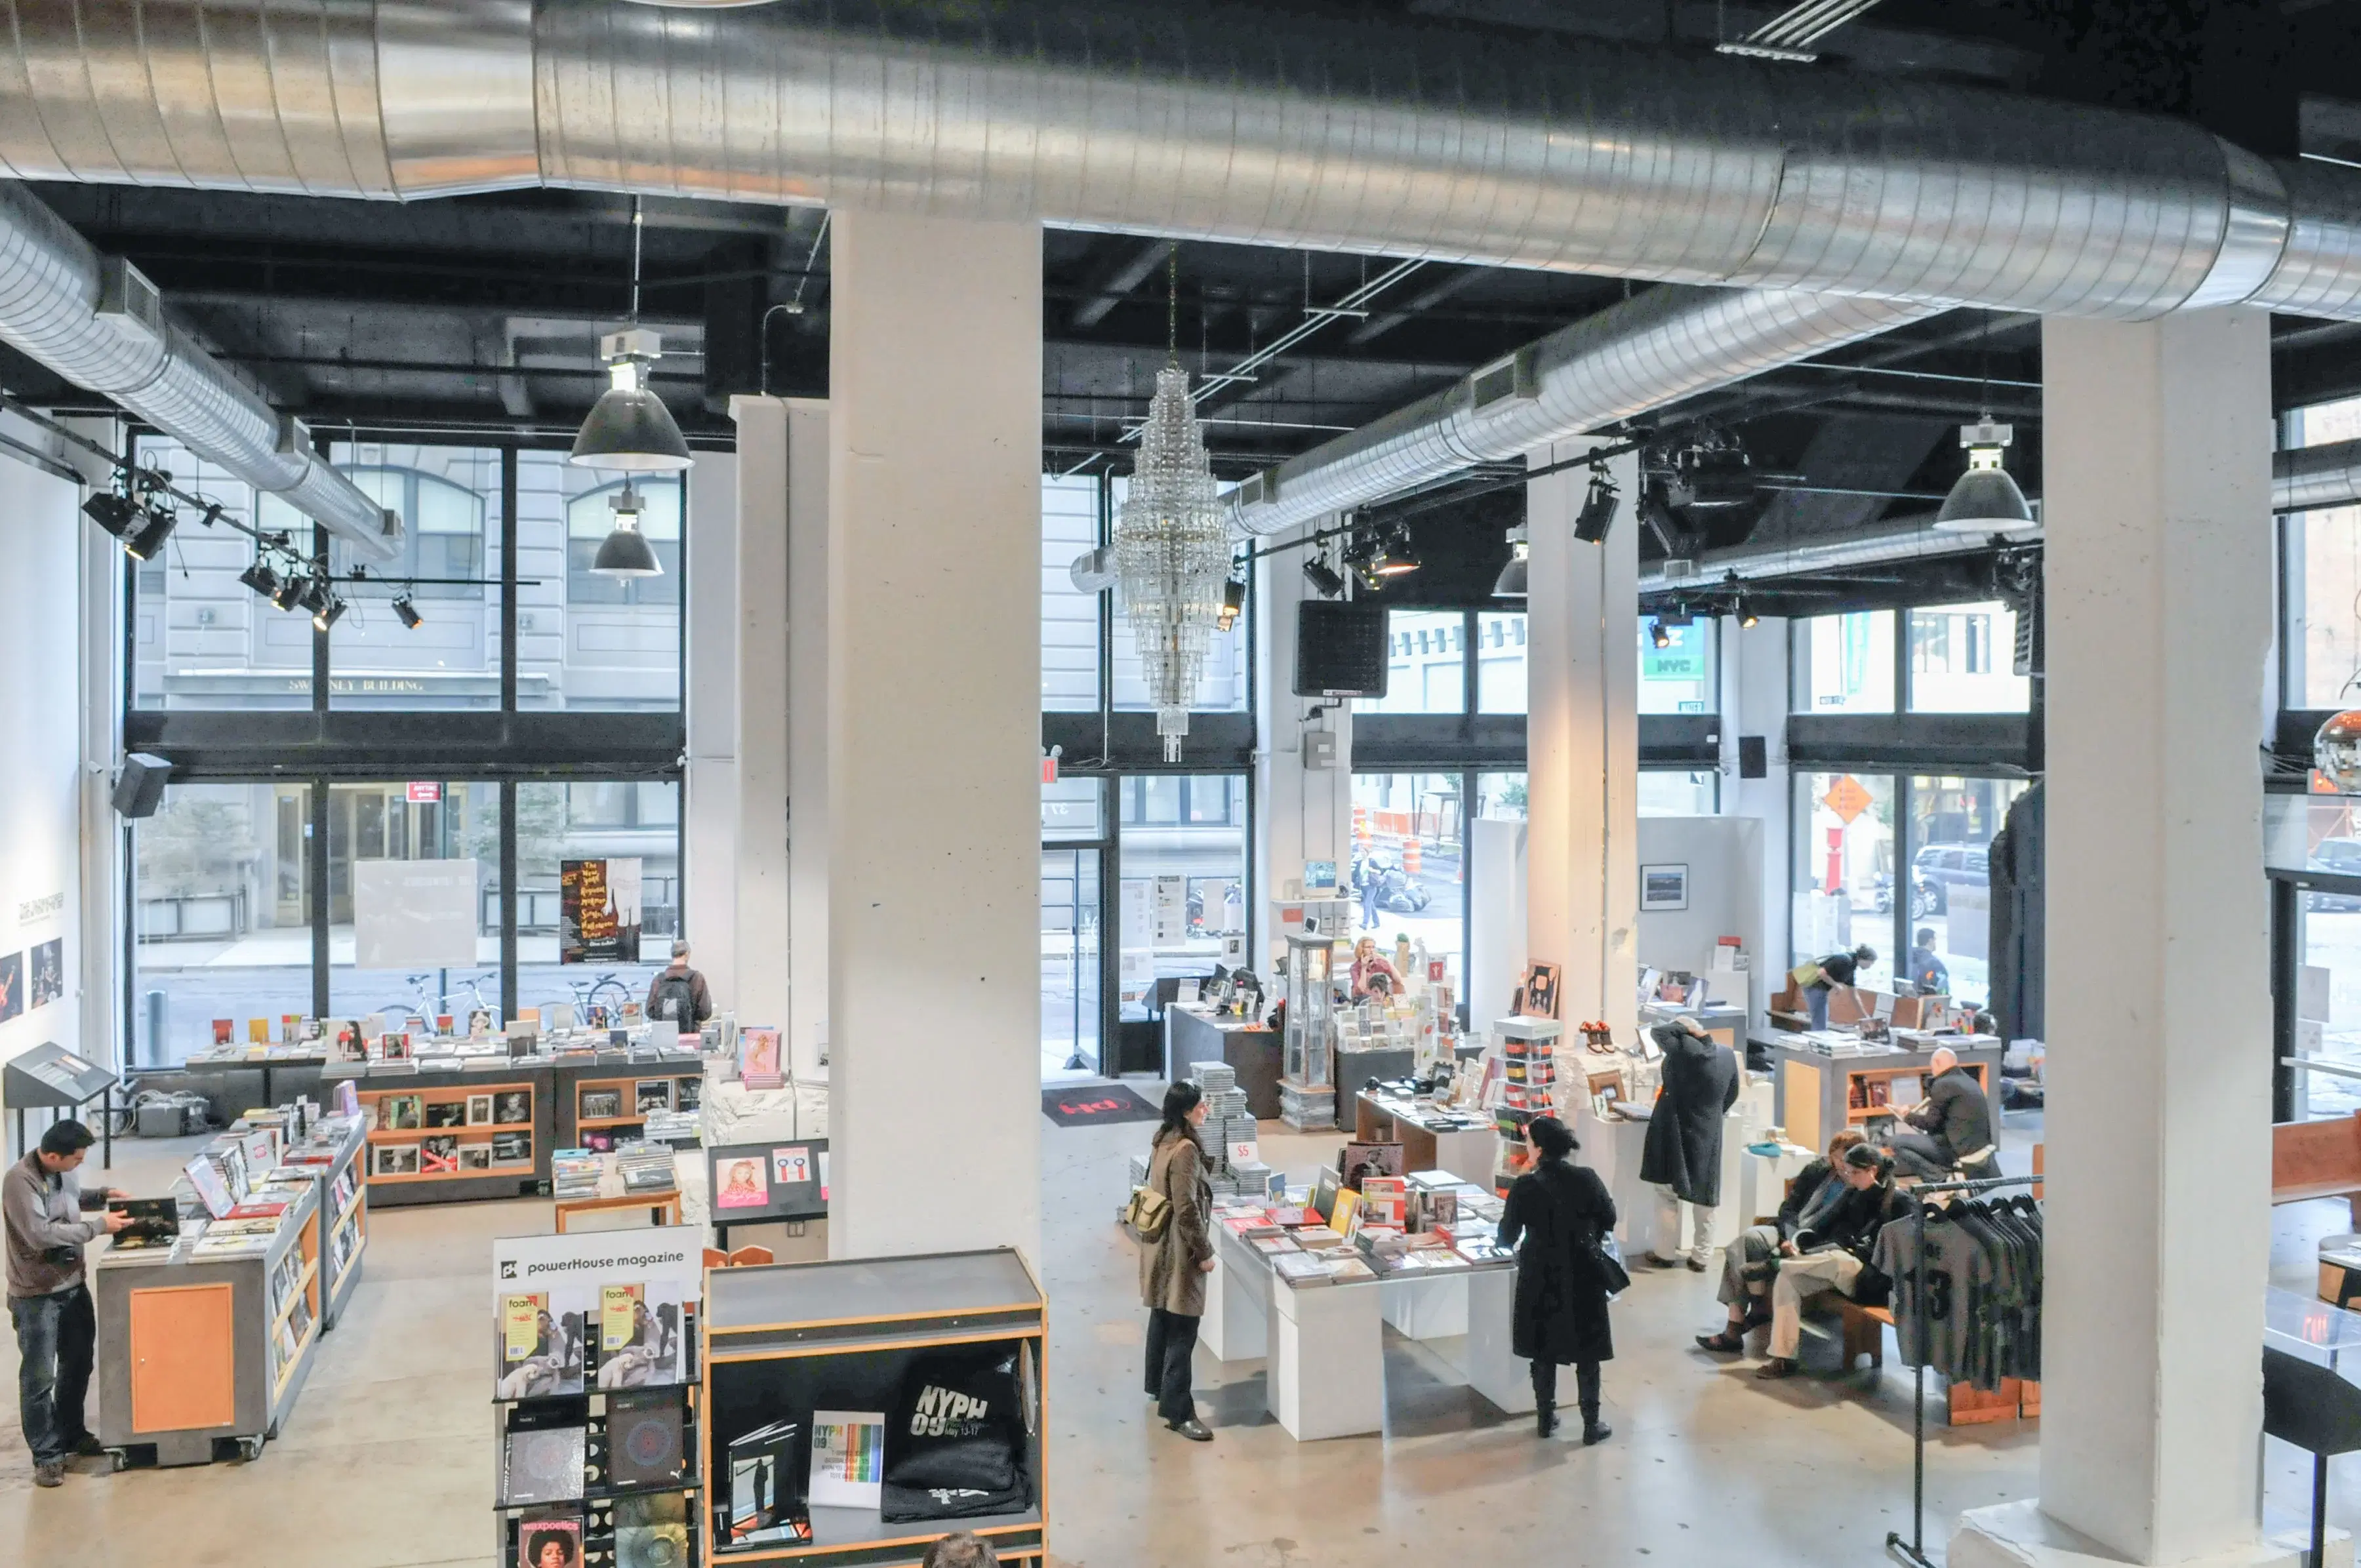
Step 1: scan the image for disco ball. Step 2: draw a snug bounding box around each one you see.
[2317,710,2361,793]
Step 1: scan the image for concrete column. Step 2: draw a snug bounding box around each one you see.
[783,399,830,1084]
[1524,439,1641,1045]
[684,442,743,1010]
[727,402,791,1049]
[1724,613,1791,1025]
[1251,540,1355,969]
[826,212,1041,1264]
[1954,310,2288,1567]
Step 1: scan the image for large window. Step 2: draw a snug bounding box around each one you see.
[2283,395,2361,709]
[514,780,681,1020]
[1793,611,1897,713]
[1041,475,1101,712]
[1791,771,1897,992]
[1118,774,1247,1020]
[133,782,315,1066]
[324,781,501,1024]
[1352,610,1466,714]
[1640,770,1720,816]
[1908,601,2029,713]
[1640,615,1716,714]
[552,464,683,711]
[1476,610,1528,713]
[1902,776,2028,1008]
[1350,773,1466,976]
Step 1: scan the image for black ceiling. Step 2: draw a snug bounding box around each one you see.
[10,0,2361,576]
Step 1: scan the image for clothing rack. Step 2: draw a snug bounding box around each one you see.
[1886,1171,2046,1568]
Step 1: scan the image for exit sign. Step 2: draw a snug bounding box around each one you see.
[406,782,441,803]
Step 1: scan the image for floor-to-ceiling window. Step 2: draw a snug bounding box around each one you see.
[1041,776,1108,1081]
[1902,776,2028,1007]
[1350,771,1467,976]
[1791,770,1898,992]
[1117,774,1248,1020]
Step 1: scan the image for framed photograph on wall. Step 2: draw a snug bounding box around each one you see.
[467,1094,494,1126]
[1640,863,1689,912]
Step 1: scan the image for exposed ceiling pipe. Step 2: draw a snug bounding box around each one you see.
[0,182,399,558]
[1639,520,2042,594]
[2276,437,2361,514]
[2,1,2358,325]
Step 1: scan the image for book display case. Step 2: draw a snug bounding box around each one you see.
[1769,1036,2005,1156]
[495,1378,704,1567]
[701,1249,1047,1567]
[336,1065,553,1206]
[93,1177,323,1466]
[562,1064,706,1150]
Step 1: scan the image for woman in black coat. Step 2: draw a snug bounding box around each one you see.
[1497,1115,1619,1443]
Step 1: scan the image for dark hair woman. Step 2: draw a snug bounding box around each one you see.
[1498,1114,1621,1443]
[1138,1081,1215,1441]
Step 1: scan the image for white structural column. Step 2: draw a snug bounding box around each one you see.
[1525,440,1642,1043]
[826,212,1043,1264]
[783,399,830,1084]
[1954,310,2287,1567]
[1252,546,1355,966]
[1724,613,1790,1019]
[684,439,746,1009]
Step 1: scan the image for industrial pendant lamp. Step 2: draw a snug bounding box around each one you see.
[592,484,664,579]
[1933,418,2034,532]
[570,198,693,473]
[1493,523,1529,597]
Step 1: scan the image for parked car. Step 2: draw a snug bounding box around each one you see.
[1910,842,1990,918]
[2309,837,2361,913]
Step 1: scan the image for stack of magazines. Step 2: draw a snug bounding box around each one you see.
[615,1142,676,1195]
[550,1148,603,1199]
[638,1108,698,1143]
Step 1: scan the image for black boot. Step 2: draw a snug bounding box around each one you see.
[1582,1411,1612,1445]
[1537,1403,1558,1438]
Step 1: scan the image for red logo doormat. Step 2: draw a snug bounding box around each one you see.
[1041,1084,1162,1128]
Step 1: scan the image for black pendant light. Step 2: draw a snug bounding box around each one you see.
[570,197,693,473]
[591,484,664,579]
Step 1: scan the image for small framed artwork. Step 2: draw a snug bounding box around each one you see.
[580,1089,624,1121]
[373,1144,419,1177]
[466,1093,494,1126]
[1586,1068,1624,1100]
[1640,862,1689,912]
[1520,963,1563,1021]
[458,1144,492,1172]
[493,1091,529,1126]
[634,1079,673,1116]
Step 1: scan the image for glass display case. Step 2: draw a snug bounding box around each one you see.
[1283,931,1341,1087]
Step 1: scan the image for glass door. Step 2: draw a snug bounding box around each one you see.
[1041,849,1102,1081]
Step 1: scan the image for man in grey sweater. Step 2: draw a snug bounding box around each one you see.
[5,1120,130,1486]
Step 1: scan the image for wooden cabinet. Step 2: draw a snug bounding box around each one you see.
[127,1283,237,1434]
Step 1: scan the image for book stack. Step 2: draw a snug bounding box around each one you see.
[639,1107,699,1143]
[550,1148,603,1199]
[1192,1062,1272,1198]
[615,1142,677,1195]
[1279,1078,1335,1133]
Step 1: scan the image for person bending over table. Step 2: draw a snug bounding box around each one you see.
[1694,1128,1867,1354]
[1752,1144,1913,1380]
[1884,1047,1998,1180]
[1797,944,1878,1030]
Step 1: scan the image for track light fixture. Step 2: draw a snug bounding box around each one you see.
[82,491,139,539]
[121,505,176,561]
[1573,466,1621,544]
[393,594,424,631]
[1371,528,1420,578]
[1650,619,1672,649]
[1303,555,1347,599]
[1739,599,1760,630]
[1217,574,1247,633]
[237,559,281,601]
[271,573,309,613]
[312,594,346,632]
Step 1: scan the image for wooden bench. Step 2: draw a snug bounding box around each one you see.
[2273,1110,2361,1226]
[1811,1296,2039,1425]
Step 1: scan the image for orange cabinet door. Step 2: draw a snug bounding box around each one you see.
[127,1283,237,1433]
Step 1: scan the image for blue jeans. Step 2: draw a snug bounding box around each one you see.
[11,1285,94,1465]
[1806,986,1831,1030]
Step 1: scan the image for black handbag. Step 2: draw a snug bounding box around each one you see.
[1590,1229,1632,1299]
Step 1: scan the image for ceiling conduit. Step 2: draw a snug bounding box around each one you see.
[0,180,401,557]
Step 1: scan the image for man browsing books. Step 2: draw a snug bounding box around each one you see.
[645,941,714,1030]
[5,1119,132,1487]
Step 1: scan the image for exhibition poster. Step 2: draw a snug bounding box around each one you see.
[559,856,642,964]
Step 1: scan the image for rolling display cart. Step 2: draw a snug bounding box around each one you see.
[93,1178,323,1466]
[298,1115,370,1328]
[702,1249,1048,1567]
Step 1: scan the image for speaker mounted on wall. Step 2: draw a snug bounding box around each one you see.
[111,754,171,819]
[1294,600,1390,698]
[1737,736,1767,780]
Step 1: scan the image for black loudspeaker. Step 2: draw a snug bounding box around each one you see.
[1295,600,1390,698]
[111,753,170,818]
[1737,736,1767,780]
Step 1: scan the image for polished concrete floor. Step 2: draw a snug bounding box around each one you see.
[0,1108,2349,1565]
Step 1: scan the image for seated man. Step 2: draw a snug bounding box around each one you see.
[1885,1047,1998,1180]
[1756,1144,1914,1379]
[1695,1129,1867,1354]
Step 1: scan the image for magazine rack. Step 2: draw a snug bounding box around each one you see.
[701,1248,1049,1567]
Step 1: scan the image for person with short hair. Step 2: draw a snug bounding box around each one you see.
[1885,1047,1998,1180]
[1755,1144,1914,1380]
[1799,944,1878,1030]
[922,1532,998,1568]
[1906,928,1950,997]
[1137,1081,1217,1441]
[5,1119,132,1487]
[1497,1115,1619,1443]
[1695,1129,1867,1354]
[644,940,714,1030]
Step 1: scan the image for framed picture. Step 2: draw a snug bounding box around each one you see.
[1640,862,1689,912]
[580,1089,624,1121]
[1520,963,1562,1020]
[459,1144,493,1171]
[1586,1068,1624,1100]
[634,1079,673,1116]
[387,1095,424,1132]
[424,1100,466,1129]
[491,1132,532,1165]
[373,1144,419,1176]
[1337,1140,1404,1190]
[493,1091,530,1126]
[466,1093,494,1126]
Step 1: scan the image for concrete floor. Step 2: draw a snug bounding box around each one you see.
[0,1110,2350,1565]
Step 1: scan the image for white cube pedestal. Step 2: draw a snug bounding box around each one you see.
[1430,1129,1500,1187]
[1464,1266,1534,1415]
[1268,1281,1384,1440]
[1381,1273,1469,1340]
[1200,1242,1269,1363]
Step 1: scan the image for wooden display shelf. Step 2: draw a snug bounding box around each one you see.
[367,1121,531,1141]
[270,1259,319,1329]
[367,1162,535,1184]
[574,1114,648,1130]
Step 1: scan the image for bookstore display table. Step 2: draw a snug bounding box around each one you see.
[1165,1004,1282,1118]
[1353,1090,1497,1182]
[180,1048,328,1114]
[554,1155,685,1234]
[1200,1173,1528,1440]
[1639,1000,1750,1051]
[1769,1034,2003,1157]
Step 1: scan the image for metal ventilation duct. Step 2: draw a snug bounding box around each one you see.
[2276,437,2361,515]
[0,1,2358,325]
[0,182,399,558]
[1224,286,1942,536]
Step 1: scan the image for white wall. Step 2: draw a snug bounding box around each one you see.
[1723,613,1791,988]
[0,445,92,1114]
[1635,815,1764,1020]
[1251,541,1355,967]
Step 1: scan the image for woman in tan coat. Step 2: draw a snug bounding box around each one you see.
[1139,1081,1216,1441]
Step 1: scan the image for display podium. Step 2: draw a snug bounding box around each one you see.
[4,1040,115,1164]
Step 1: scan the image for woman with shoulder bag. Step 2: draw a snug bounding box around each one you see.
[1497,1114,1621,1443]
[1136,1081,1217,1441]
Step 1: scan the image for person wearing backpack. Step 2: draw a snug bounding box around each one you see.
[1134,1081,1215,1441]
[643,941,713,1030]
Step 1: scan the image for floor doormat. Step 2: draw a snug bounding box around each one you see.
[1042,1083,1163,1127]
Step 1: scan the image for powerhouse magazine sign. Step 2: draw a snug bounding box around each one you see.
[559,856,642,964]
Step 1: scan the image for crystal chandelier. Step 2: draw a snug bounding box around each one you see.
[1116,363,1232,761]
